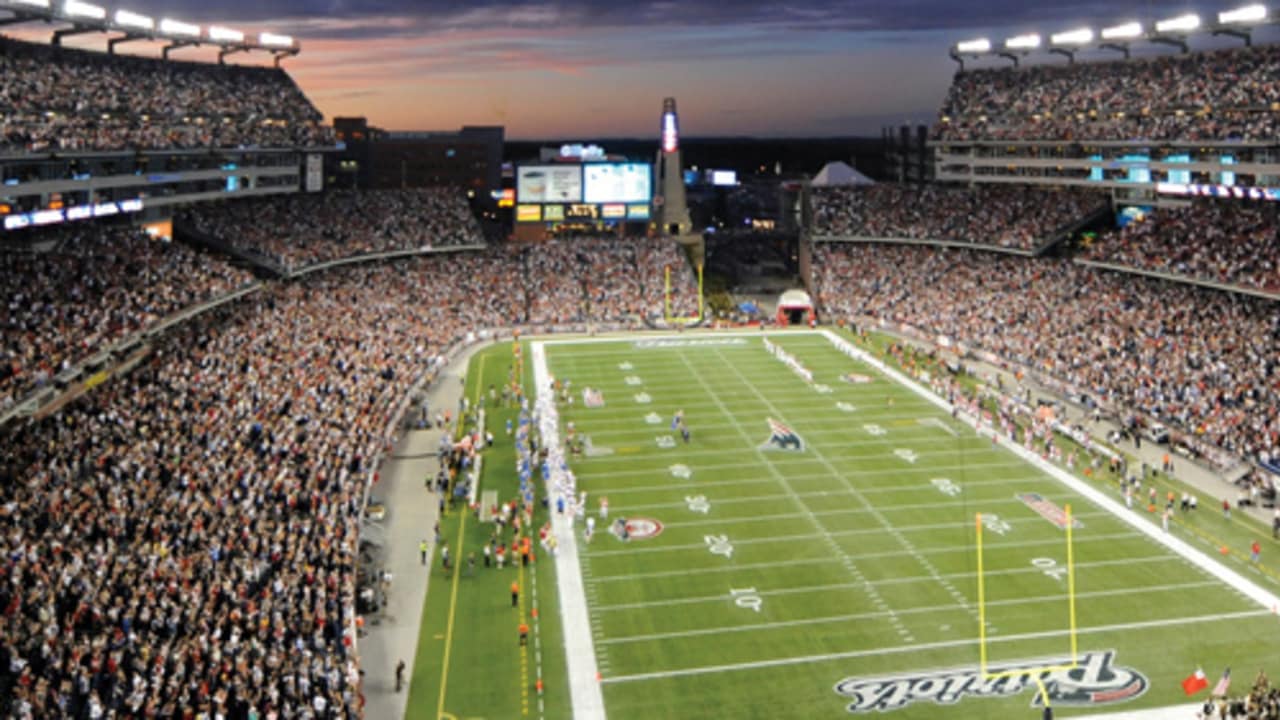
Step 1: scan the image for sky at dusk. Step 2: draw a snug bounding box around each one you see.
[10,1,1280,138]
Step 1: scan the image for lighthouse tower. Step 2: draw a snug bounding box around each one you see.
[654,98,703,260]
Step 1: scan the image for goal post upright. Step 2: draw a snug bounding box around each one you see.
[662,261,706,325]
[974,505,1080,690]
[1066,504,1078,663]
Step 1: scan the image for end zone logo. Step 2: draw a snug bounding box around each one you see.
[834,650,1147,714]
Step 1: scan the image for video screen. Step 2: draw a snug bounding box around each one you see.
[583,163,652,204]
[517,165,583,204]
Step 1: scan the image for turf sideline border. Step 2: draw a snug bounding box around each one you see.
[817,328,1280,613]
[531,340,607,720]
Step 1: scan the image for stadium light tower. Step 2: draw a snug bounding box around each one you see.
[997,33,1039,67]
[1215,4,1267,46]
[1099,21,1142,58]
[949,38,991,70]
[1049,27,1093,63]
[655,97,695,246]
[1152,13,1200,53]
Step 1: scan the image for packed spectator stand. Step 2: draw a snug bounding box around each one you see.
[934,43,1280,143]
[1084,200,1280,296]
[810,184,1107,251]
[0,35,332,153]
[0,222,699,718]
[812,242,1280,466]
[0,225,255,412]
[183,190,488,273]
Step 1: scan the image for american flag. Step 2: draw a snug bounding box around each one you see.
[768,418,795,435]
[1212,668,1231,697]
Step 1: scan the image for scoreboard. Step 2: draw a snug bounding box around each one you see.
[515,162,652,223]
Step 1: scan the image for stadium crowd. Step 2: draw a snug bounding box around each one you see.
[0,225,254,411]
[0,232,702,717]
[1201,669,1279,718]
[813,242,1280,464]
[1085,201,1280,295]
[935,44,1280,142]
[810,184,1107,251]
[513,237,697,324]
[184,190,486,272]
[0,36,332,153]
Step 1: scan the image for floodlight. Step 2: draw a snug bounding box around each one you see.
[1005,33,1041,50]
[1219,4,1267,24]
[956,38,992,53]
[63,0,104,19]
[7,0,51,8]
[259,32,294,47]
[160,18,200,37]
[1051,27,1094,45]
[114,9,153,30]
[1155,13,1200,33]
[1101,21,1143,39]
[208,25,244,42]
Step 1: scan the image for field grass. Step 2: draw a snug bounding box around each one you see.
[531,329,1280,719]
[405,342,572,720]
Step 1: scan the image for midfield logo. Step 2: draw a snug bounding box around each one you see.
[833,650,1147,713]
[760,417,805,452]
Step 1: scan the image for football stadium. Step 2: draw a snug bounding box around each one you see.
[2,1,1280,719]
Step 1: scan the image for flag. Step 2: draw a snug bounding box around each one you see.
[1181,669,1208,696]
[1212,668,1231,697]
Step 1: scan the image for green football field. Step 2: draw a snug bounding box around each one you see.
[532,330,1280,719]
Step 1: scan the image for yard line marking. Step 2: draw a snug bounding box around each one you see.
[591,552,1183,610]
[586,548,1172,584]
[710,346,983,626]
[655,507,1110,530]
[918,417,960,437]
[600,609,1272,684]
[619,486,1083,513]
[588,530,823,555]
[586,528,1145,558]
[590,477,776,495]
[589,457,1032,483]
[582,423,981,442]
[674,348,911,641]
[596,579,1222,645]
[571,408,957,429]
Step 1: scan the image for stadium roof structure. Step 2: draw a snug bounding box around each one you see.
[811,161,874,188]
[0,0,300,64]
[949,3,1273,68]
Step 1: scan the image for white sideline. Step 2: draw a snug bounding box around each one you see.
[818,329,1280,613]
[531,341,606,720]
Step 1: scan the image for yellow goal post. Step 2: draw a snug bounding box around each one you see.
[975,505,1079,710]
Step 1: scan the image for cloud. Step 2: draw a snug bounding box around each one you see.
[90,0,1230,38]
[12,0,1260,138]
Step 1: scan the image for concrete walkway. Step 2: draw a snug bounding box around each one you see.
[971,359,1275,532]
[358,342,485,720]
